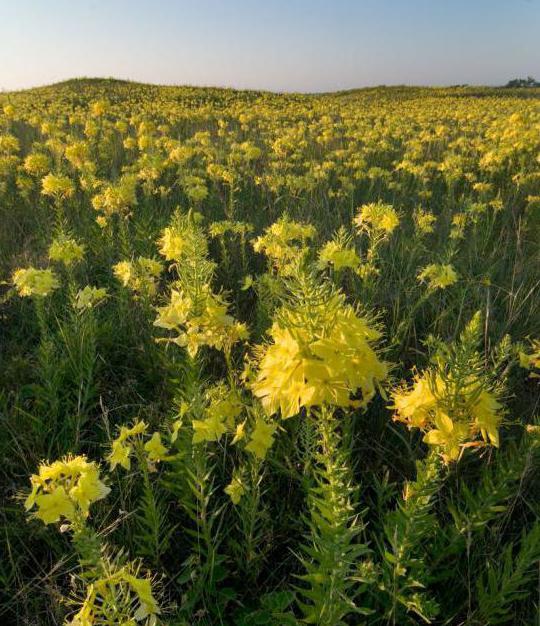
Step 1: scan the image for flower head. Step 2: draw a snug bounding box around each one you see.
[418,263,458,290]
[12,267,60,297]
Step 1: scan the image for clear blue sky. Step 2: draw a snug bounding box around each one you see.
[1,0,539,92]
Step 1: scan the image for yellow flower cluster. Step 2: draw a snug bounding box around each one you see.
[154,287,248,357]
[41,173,75,200]
[23,152,50,176]
[91,174,138,217]
[158,225,187,261]
[108,421,148,470]
[25,455,110,524]
[252,216,316,273]
[157,212,208,264]
[244,416,277,458]
[252,295,387,418]
[413,208,437,235]
[12,267,60,297]
[48,236,85,266]
[192,385,244,444]
[354,202,400,236]
[417,263,458,290]
[392,370,502,462]
[318,239,361,272]
[113,257,162,296]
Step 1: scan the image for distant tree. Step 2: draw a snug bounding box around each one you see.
[505,76,540,88]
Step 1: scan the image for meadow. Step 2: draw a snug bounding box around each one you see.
[0,78,539,625]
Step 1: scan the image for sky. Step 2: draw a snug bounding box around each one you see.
[1,0,539,93]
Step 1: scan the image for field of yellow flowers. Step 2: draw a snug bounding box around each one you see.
[0,79,539,625]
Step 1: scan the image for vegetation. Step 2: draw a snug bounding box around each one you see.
[0,79,539,625]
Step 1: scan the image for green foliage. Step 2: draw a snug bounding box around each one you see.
[296,409,371,625]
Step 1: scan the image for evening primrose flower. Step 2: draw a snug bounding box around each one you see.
[224,473,246,505]
[252,215,316,274]
[190,386,244,444]
[155,286,248,357]
[107,421,148,471]
[245,417,278,459]
[113,257,162,296]
[231,420,247,444]
[418,263,458,290]
[392,368,503,462]
[0,134,19,154]
[41,173,75,200]
[144,432,169,462]
[23,152,50,176]
[12,267,60,297]
[33,486,75,525]
[318,240,361,272]
[90,99,108,117]
[158,225,186,261]
[91,174,138,217]
[252,294,387,419]
[48,236,85,266]
[25,455,109,524]
[192,413,228,443]
[413,208,436,235]
[354,202,399,236]
[423,411,469,461]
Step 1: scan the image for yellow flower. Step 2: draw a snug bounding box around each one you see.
[156,287,248,356]
[252,215,316,273]
[413,208,436,235]
[319,240,361,272]
[144,432,169,462]
[224,474,246,505]
[192,413,227,444]
[69,465,111,516]
[158,226,185,261]
[392,374,438,429]
[471,390,502,446]
[26,455,109,524]
[418,263,458,290]
[90,99,108,117]
[70,567,160,625]
[252,298,387,418]
[108,420,148,470]
[423,412,469,462]
[154,289,191,329]
[34,486,75,524]
[48,237,85,266]
[108,439,132,471]
[245,417,277,459]
[91,174,137,216]
[12,267,60,297]
[354,202,399,236]
[41,173,75,200]
[113,257,162,296]
[23,152,50,176]
[231,420,246,444]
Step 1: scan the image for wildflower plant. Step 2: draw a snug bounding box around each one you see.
[392,312,504,462]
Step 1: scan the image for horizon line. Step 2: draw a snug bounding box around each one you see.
[2,75,530,96]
